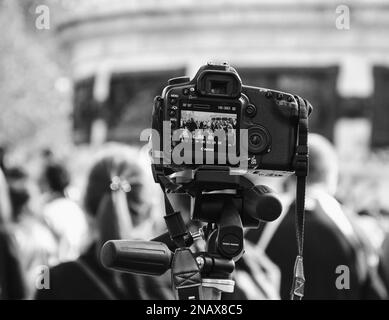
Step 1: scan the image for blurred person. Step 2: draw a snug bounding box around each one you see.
[40,161,89,261]
[246,133,387,299]
[6,167,30,213]
[0,168,11,223]
[0,227,25,299]
[0,167,25,299]
[0,146,6,174]
[3,166,58,299]
[338,176,388,253]
[35,143,173,300]
[379,234,389,294]
[40,148,55,165]
[226,244,281,300]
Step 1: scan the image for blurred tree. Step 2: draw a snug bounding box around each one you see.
[0,0,72,156]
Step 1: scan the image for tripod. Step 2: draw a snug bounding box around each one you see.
[100,166,283,300]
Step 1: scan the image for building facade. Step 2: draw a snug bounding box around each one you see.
[56,0,389,147]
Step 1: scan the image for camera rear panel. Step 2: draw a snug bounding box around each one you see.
[241,86,299,176]
[151,64,303,177]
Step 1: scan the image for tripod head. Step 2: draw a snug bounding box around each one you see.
[101,165,283,299]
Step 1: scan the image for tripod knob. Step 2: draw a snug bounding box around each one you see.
[100,240,172,276]
[243,185,282,223]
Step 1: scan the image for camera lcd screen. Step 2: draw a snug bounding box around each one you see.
[179,110,237,151]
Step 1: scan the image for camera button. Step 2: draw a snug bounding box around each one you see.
[250,134,261,145]
[245,104,257,117]
[248,126,270,154]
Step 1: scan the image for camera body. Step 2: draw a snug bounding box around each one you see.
[151,62,311,177]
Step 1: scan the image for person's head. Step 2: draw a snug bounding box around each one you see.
[43,162,70,196]
[307,133,339,195]
[41,148,54,161]
[5,166,30,220]
[282,133,339,196]
[84,143,156,246]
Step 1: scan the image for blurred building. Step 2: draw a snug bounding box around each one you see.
[55,0,389,148]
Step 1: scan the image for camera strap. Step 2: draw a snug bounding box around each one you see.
[290,96,310,300]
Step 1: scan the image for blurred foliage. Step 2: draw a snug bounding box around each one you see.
[0,0,72,156]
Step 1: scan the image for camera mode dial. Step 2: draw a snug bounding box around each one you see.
[168,77,190,85]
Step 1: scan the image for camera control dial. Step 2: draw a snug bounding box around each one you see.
[168,76,190,85]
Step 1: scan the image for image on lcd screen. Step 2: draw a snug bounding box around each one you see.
[179,110,237,150]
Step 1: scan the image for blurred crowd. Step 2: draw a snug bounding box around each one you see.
[0,135,389,300]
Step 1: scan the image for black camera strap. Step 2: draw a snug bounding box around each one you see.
[290,96,310,300]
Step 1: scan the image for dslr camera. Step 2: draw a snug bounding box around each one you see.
[150,62,311,177]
